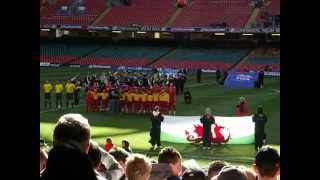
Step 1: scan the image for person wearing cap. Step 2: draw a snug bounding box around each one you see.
[252,106,268,151]
[149,106,164,150]
[200,107,215,149]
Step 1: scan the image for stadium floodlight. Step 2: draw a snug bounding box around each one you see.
[271,33,280,36]
[214,32,225,36]
[41,28,50,32]
[154,32,160,39]
[136,31,146,34]
[112,30,122,33]
[242,33,253,36]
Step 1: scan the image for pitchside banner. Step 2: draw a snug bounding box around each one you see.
[224,72,259,89]
[161,115,254,144]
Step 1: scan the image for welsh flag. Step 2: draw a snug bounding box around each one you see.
[160,115,254,144]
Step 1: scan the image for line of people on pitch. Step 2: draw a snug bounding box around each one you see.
[85,83,176,115]
[41,80,81,109]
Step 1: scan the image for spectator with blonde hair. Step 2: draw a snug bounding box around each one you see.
[125,154,152,180]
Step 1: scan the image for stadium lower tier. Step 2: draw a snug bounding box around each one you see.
[40,55,280,72]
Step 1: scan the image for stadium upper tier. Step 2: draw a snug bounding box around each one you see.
[173,0,253,28]
[39,0,279,28]
[97,0,175,27]
[40,0,106,25]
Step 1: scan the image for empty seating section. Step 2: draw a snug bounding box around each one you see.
[40,43,100,64]
[97,0,174,27]
[256,0,280,26]
[236,48,280,72]
[151,48,249,70]
[73,46,171,67]
[173,0,252,28]
[270,0,280,16]
[40,0,107,25]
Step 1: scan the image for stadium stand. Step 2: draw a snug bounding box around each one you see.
[173,0,253,28]
[72,45,171,67]
[40,0,107,25]
[235,48,280,72]
[255,0,280,28]
[40,42,100,64]
[96,0,175,27]
[150,48,250,70]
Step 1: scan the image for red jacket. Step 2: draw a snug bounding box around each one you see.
[236,102,249,116]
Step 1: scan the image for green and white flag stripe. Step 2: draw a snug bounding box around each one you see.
[160,115,254,144]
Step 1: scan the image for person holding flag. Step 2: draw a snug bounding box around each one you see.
[149,106,164,150]
[200,107,215,149]
[252,106,268,151]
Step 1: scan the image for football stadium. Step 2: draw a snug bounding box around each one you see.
[40,0,280,179]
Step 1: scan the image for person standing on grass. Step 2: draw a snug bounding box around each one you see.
[236,96,249,116]
[149,106,164,150]
[54,80,63,109]
[253,106,268,151]
[74,81,81,106]
[43,80,53,109]
[65,80,76,109]
[216,69,221,84]
[200,107,215,149]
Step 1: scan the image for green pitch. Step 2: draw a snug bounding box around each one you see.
[40,67,280,168]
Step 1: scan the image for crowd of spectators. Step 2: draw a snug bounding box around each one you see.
[40,113,280,180]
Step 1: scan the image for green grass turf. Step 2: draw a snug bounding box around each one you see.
[40,67,280,168]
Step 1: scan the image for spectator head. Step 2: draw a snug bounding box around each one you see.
[122,139,130,149]
[53,113,91,154]
[106,137,112,144]
[253,146,280,179]
[208,160,228,179]
[87,141,102,169]
[239,96,246,102]
[154,105,160,111]
[125,154,152,180]
[182,169,206,180]
[257,106,263,114]
[109,147,130,170]
[40,148,48,172]
[244,169,256,180]
[216,166,247,180]
[158,146,182,176]
[205,107,212,116]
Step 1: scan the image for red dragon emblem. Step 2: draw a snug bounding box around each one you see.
[185,124,231,144]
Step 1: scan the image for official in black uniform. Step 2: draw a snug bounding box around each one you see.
[200,108,215,149]
[216,69,221,83]
[149,106,164,150]
[252,106,268,151]
[196,69,202,83]
[184,89,192,104]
